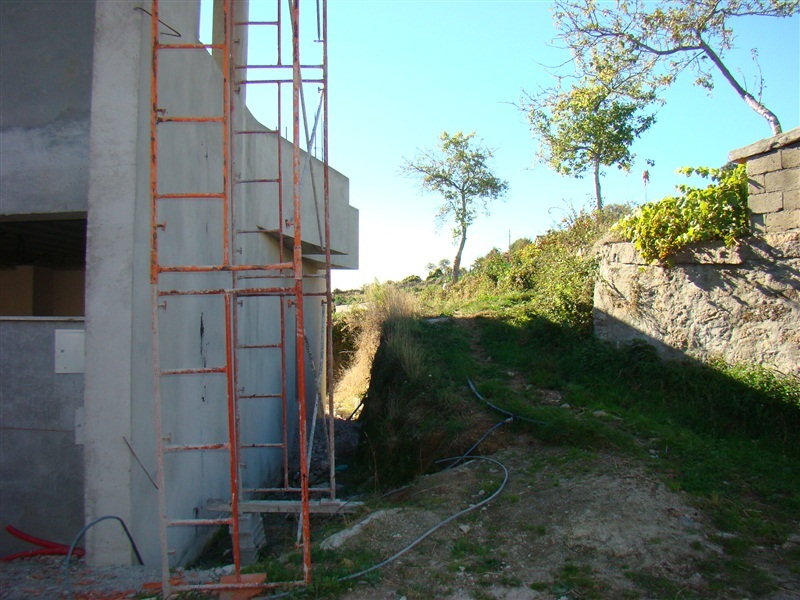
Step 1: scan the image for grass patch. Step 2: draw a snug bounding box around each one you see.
[333,283,422,418]
[624,569,701,598]
[551,562,609,599]
[464,310,800,586]
[242,545,383,598]
[355,304,486,487]
[698,555,776,596]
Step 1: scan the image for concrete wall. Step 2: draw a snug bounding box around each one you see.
[595,129,800,375]
[0,0,92,561]
[0,318,85,557]
[84,0,357,567]
[0,1,94,217]
[0,0,356,566]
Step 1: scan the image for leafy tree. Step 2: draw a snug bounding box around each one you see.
[526,82,655,210]
[509,237,534,253]
[425,258,453,281]
[552,0,797,135]
[402,131,509,283]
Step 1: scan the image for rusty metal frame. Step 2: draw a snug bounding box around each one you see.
[149,0,332,596]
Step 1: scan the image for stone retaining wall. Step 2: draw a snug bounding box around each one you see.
[730,128,800,234]
[594,129,800,375]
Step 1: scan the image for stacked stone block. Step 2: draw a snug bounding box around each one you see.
[594,128,800,376]
[729,127,800,234]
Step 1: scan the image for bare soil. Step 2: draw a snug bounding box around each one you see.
[4,436,798,599]
[320,432,799,600]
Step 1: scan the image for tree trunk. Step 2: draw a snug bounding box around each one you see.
[593,159,603,211]
[698,38,782,136]
[453,228,467,284]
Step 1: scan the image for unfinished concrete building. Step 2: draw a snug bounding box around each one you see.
[1,0,358,593]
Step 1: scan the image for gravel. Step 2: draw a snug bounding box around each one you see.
[0,554,262,599]
[2,554,174,599]
[1,419,362,599]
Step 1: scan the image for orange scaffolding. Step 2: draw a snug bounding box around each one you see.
[148,0,335,595]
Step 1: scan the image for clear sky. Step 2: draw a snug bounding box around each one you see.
[220,1,799,290]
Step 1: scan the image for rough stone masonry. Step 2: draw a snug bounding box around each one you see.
[594,128,799,375]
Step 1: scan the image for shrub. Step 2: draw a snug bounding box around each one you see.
[615,163,749,263]
[454,204,629,332]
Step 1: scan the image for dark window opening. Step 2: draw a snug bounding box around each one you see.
[0,217,86,317]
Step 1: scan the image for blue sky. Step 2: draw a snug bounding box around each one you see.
[325,1,799,289]
[216,1,799,289]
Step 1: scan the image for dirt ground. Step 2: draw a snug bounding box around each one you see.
[317,434,800,600]
[3,315,799,599]
[2,424,799,599]
[320,317,799,599]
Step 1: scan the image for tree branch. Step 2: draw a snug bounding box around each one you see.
[696,36,782,134]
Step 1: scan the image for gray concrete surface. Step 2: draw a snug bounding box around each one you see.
[82,0,357,567]
[0,319,85,557]
[0,0,94,216]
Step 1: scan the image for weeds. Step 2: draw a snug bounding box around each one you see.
[550,562,609,599]
[355,305,484,487]
[333,283,421,418]
[624,569,701,598]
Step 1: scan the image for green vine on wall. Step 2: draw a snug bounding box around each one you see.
[616,163,749,263]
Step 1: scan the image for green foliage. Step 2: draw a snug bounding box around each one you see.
[526,82,655,209]
[616,163,749,262]
[508,237,533,253]
[455,204,630,333]
[350,275,799,595]
[552,0,795,134]
[475,314,800,533]
[549,562,609,599]
[402,131,508,282]
[400,274,423,286]
[357,312,482,486]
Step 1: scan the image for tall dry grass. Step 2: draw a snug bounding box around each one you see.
[333,283,420,418]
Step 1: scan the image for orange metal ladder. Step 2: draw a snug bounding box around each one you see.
[148,1,334,595]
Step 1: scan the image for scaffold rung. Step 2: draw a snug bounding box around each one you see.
[156,43,224,50]
[207,499,364,515]
[164,443,230,452]
[158,263,294,274]
[167,518,233,528]
[170,580,304,594]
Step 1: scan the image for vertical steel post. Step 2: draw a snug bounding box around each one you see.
[291,0,311,583]
[223,0,242,579]
[290,0,312,583]
[224,293,242,574]
[281,296,290,488]
[148,1,172,595]
[221,0,232,268]
[321,0,336,499]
